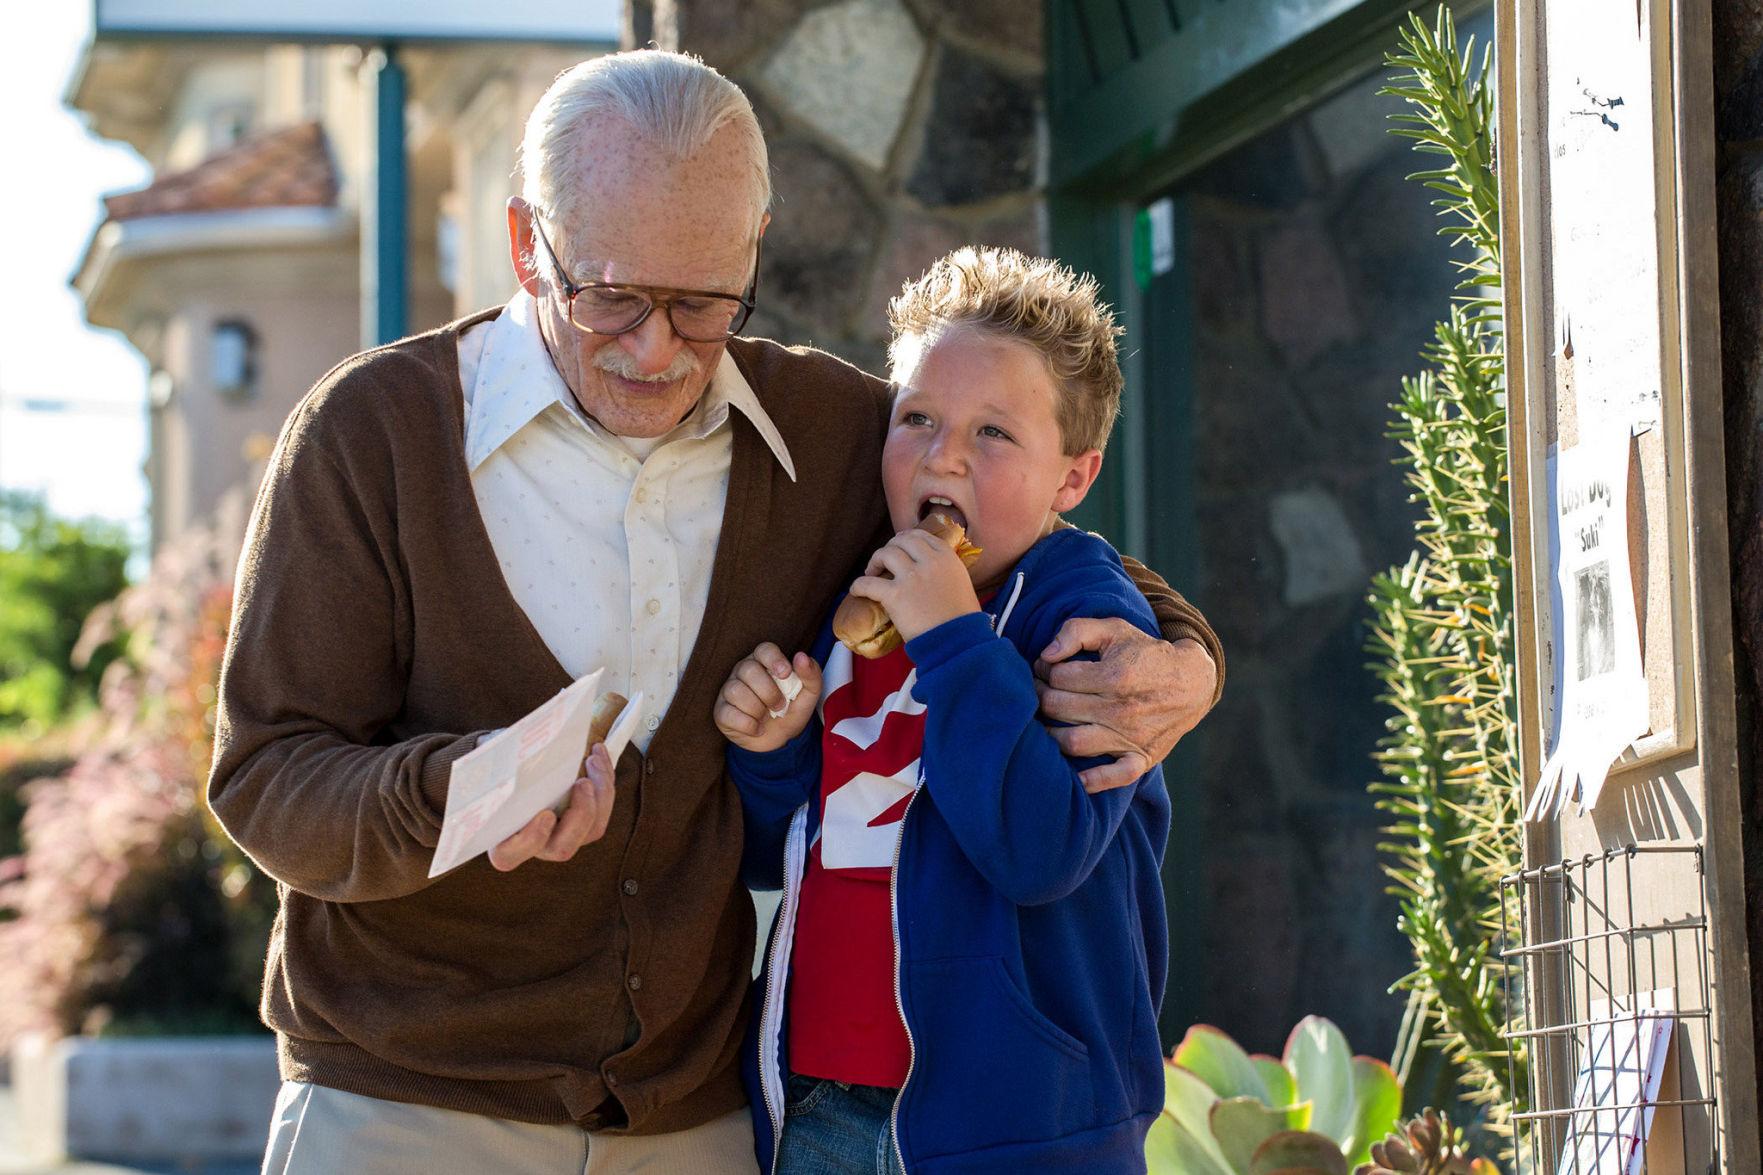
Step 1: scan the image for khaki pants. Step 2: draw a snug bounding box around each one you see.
[261,1082,759,1175]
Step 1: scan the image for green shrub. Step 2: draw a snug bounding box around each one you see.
[0,492,129,729]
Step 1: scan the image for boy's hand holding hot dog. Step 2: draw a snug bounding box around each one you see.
[715,642,824,753]
[846,526,982,645]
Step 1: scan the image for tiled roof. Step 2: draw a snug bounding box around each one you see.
[103,121,337,222]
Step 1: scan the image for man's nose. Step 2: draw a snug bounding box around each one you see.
[617,307,686,373]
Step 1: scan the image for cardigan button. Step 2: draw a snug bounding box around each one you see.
[622,878,639,896]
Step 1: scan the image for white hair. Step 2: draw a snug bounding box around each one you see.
[519,50,771,235]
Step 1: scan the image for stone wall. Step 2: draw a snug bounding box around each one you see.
[636,0,1044,378]
[1711,0,1763,1096]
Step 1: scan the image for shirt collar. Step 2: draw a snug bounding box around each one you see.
[710,349,797,482]
[465,291,795,482]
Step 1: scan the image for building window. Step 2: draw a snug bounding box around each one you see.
[212,320,258,403]
[207,103,255,152]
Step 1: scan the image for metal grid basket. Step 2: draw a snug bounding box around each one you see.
[1500,844,1718,1174]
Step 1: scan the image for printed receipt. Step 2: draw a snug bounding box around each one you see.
[428,670,644,877]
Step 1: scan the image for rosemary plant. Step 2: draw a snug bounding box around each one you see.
[1366,6,1526,1130]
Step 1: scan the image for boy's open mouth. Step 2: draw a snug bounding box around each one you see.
[917,495,968,529]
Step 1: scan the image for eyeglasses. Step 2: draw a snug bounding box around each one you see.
[531,217,760,343]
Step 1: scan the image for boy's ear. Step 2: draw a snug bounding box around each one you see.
[1051,450,1104,514]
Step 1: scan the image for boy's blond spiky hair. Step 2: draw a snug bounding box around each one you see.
[886,246,1124,455]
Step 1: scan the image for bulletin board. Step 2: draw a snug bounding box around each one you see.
[1496,0,1758,1168]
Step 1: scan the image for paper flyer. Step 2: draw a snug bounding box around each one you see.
[1556,990,1676,1175]
[1526,429,1648,821]
[1543,0,1665,438]
[428,672,644,877]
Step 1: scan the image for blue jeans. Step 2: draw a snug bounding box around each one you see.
[775,1073,905,1175]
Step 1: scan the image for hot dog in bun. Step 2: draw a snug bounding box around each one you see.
[833,512,982,658]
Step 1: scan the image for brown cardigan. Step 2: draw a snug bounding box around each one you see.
[208,313,1224,1134]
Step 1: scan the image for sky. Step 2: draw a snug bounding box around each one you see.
[0,5,151,540]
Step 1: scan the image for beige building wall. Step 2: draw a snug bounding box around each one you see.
[72,38,590,553]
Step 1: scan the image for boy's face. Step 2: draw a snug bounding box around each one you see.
[883,327,1102,588]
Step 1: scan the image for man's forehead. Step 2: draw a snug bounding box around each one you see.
[548,116,761,286]
[551,209,756,288]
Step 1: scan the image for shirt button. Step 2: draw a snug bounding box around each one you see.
[622,878,640,896]
[646,599,661,616]
[643,760,656,777]
[646,716,660,732]
[627,974,643,991]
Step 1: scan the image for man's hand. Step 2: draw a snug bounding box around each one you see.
[1034,623,1218,794]
[715,642,823,753]
[489,743,617,871]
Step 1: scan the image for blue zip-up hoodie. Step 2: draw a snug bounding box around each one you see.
[730,527,1171,1174]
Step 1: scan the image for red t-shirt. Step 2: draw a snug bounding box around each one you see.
[787,638,923,1088]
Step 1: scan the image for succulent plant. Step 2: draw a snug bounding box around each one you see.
[1147,1016,1402,1175]
[1355,1108,1500,1175]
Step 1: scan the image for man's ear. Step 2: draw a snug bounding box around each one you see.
[507,198,545,297]
[1052,450,1104,514]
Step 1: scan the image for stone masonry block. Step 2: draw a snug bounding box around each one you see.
[1256,220,1358,371]
[1713,0,1763,100]
[654,0,811,72]
[761,129,883,329]
[906,47,1037,207]
[1718,42,1763,141]
[1718,155,1763,495]
[1268,486,1368,607]
[921,0,1044,62]
[1307,74,1402,185]
[859,205,1041,329]
[758,0,926,173]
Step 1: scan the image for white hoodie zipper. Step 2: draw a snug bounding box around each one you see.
[760,805,809,1173]
[886,780,921,1172]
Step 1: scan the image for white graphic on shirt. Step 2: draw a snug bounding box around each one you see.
[820,759,921,869]
[829,670,923,751]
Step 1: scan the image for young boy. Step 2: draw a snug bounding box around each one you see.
[714,247,1170,1174]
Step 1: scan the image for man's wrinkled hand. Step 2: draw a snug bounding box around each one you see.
[488,743,617,870]
[1034,622,1218,794]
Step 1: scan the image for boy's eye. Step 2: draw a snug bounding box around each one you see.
[901,411,931,427]
[980,424,1013,441]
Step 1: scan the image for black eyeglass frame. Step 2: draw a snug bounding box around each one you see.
[530,216,761,343]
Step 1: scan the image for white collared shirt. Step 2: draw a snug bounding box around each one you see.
[458,292,796,750]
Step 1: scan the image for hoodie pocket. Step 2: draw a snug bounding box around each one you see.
[905,957,1095,1152]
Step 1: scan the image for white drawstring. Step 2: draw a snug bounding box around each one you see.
[993,572,1026,638]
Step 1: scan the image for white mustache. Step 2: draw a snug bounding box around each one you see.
[594,347,701,384]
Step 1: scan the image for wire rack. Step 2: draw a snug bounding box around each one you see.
[1500,844,1718,1175]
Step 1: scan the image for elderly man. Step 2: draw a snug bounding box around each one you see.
[211,49,1221,1175]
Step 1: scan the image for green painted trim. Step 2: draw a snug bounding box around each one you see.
[1051,0,1487,196]
[362,47,408,348]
